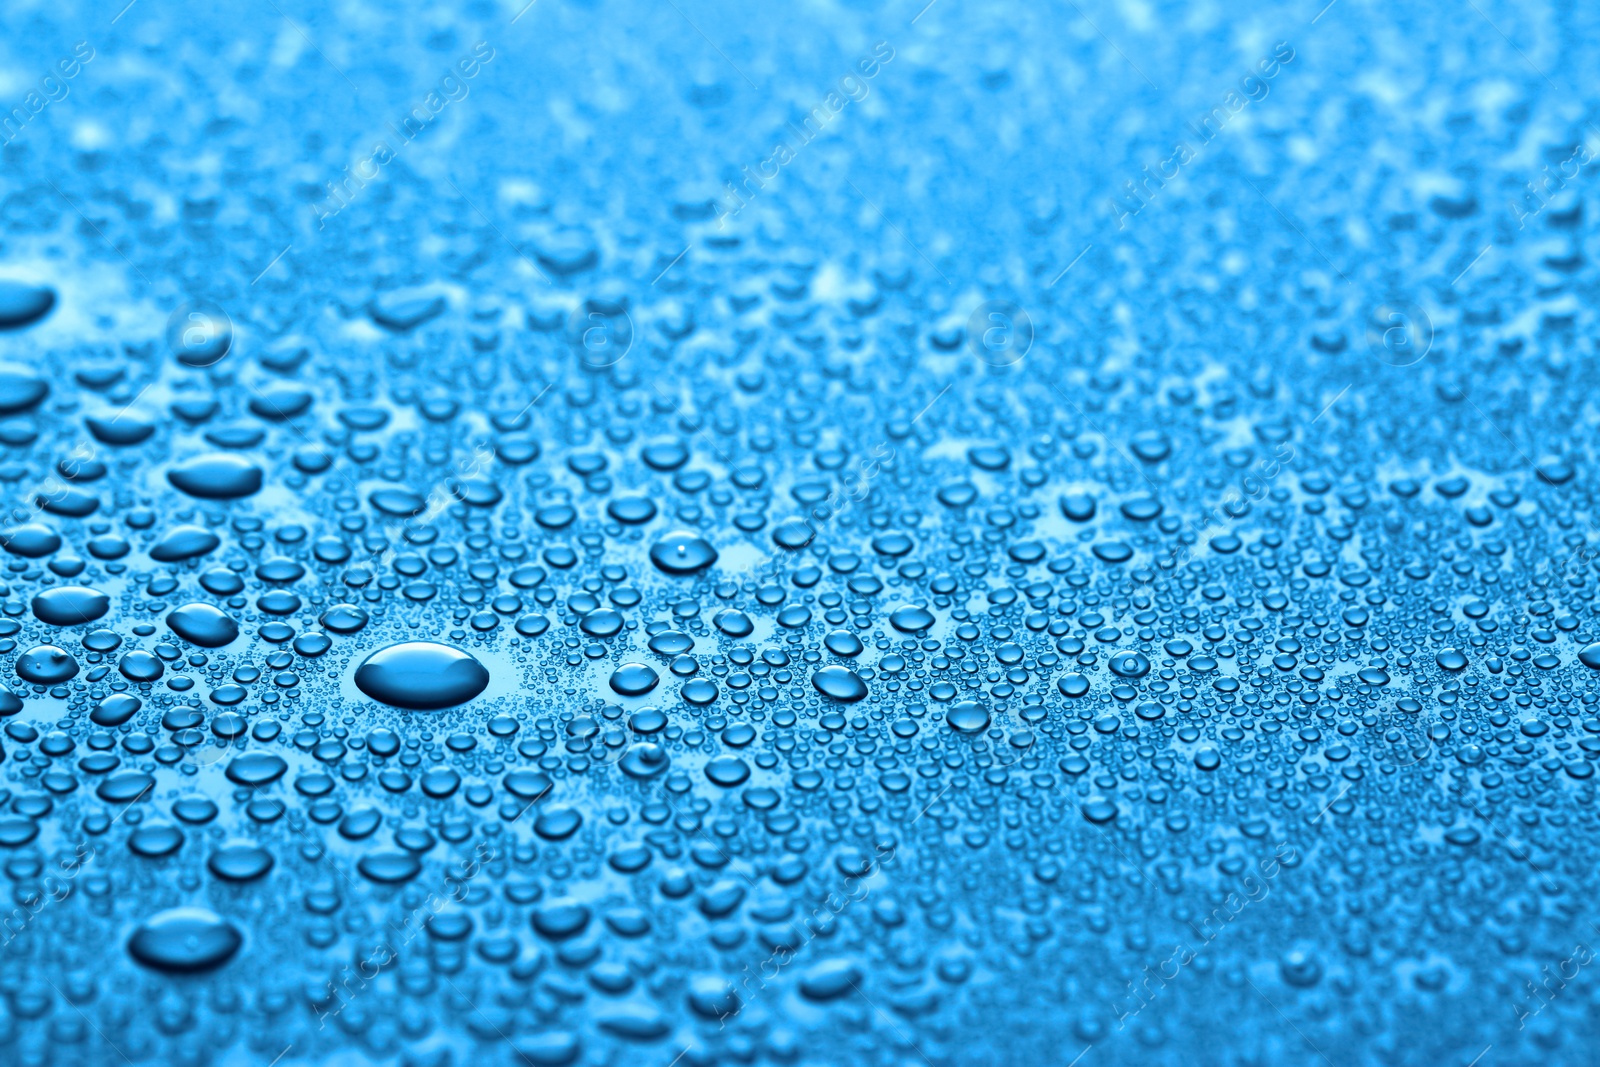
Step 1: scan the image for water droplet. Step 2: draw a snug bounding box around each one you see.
[0,523,61,557]
[606,496,658,524]
[1108,651,1150,678]
[320,604,371,634]
[620,743,671,779]
[368,487,427,517]
[15,645,78,684]
[946,701,991,733]
[224,753,287,787]
[166,603,240,647]
[148,525,221,562]
[649,532,718,575]
[1057,673,1090,697]
[96,770,154,803]
[812,665,868,702]
[1081,800,1118,824]
[798,958,862,1001]
[357,851,422,884]
[368,288,447,332]
[127,908,242,974]
[889,605,935,632]
[0,282,56,331]
[31,586,109,627]
[208,844,275,882]
[1091,542,1133,563]
[647,630,694,655]
[353,642,490,709]
[704,755,751,787]
[609,663,660,697]
[167,454,264,499]
[532,900,592,940]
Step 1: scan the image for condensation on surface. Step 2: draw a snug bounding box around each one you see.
[0,2,1597,1065]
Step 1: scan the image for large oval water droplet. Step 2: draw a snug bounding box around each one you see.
[609,663,660,697]
[127,908,242,974]
[798,958,863,1001]
[812,665,868,702]
[649,532,718,575]
[946,701,991,733]
[620,743,670,778]
[369,288,446,332]
[166,603,241,648]
[15,645,78,684]
[31,586,109,627]
[353,642,490,710]
[167,454,264,499]
[368,488,428,517]
[148,525,221,562]
[357,851,422,883]
[91,693,141,727]
[704,755,751,787]
[0,283,56,331]
[889,605,936,633]
[224,753,288,786]
[208,844,275,882]
[0,523,60,557]
[1108,651,1150,678]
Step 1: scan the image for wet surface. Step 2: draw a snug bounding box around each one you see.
[1,0,1599,1065]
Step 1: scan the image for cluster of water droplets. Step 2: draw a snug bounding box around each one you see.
[5,0,1600,1064]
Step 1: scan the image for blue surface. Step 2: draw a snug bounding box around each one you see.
[0,0,1598,1064]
